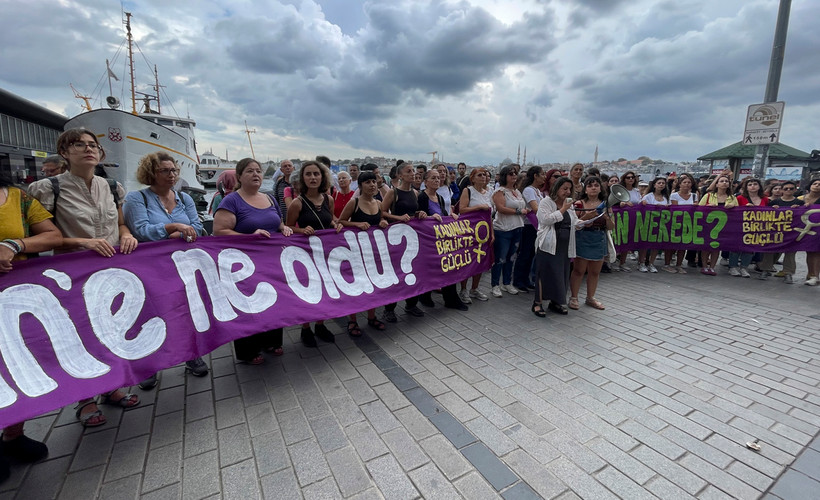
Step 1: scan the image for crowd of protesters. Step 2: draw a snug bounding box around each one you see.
[1,127,818,481]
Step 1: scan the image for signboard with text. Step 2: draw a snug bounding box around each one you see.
[743,101,784,145]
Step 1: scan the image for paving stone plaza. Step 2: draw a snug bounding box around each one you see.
[1,262,818,499]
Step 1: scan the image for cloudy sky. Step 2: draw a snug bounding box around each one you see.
[2,0,817,165]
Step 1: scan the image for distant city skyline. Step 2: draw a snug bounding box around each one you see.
[1,1,817,165]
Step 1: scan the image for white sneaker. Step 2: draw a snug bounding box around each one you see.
[784,274,794,284]
[470,289,489,301]
[501,284,520,295]
[459,289,472,304]
[620,265,632,273]
[720,258,729,266]
[728,267,741,277]
[740,268,751,278]
[648,264,658,273]
[638,264,648,273]
[491,286,503,297]
[805,277,819,286]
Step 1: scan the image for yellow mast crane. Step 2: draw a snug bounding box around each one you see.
[245,121,257,159]
[426,151,437,163]
[70,84,93,112]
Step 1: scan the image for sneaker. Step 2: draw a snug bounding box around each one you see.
[675,266,687,274]
[720,258,729,266]
[700,268,710,276]
[648,264,658,273]
[728,267,741,277]
[491,286,503,297]
[185,357,209,377]
[805,277,819,286]
[662,265,676,273]
[459,289,472,304]
[383,310,398,323]
[740,268,751,278]
[405,305,425,317]
[638,264,648,273]
[470,289,489,301]
[611,261,620,272]
[774,270,787,277]
[620,265,632,273]
[784,273,794,284]
[501,284,520,295]
[758,271,771,280]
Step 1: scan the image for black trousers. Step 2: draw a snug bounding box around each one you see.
[234,328,283,361]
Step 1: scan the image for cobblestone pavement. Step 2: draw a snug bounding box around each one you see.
[1,260,818,499]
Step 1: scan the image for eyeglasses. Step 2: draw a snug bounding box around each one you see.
[624,176,634,179]
[69,141,102,152]
[157,168,180,176]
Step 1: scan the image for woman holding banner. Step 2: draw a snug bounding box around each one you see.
[803,179,820,286]
[381,162,426,322]
[698,173,738,276]
[0,173,61,480]
[123,152,209,388]
[638,177,670,273]
[615,171,642,271]
[417,169,468,311]
[730,178,769,278]
[457,167,493,303]
[214,158,293,363]
[533,176,577,316]
[668,173,699,273]
[287,161,344,346]
[569,176,612,310]
[338,171,389,335]
[28,128,140,427]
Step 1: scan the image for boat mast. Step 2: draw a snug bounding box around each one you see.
[125,12,137,115]
[245,121,257,159]
[153,65,164,115]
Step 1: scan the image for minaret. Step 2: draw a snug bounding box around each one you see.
[523,147,527,166]
[517,144,520,164]
[594,144,599,163]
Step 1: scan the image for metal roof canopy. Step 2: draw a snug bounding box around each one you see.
[0,88,68,130]
[698,141,810,161]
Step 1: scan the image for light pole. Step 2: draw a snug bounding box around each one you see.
[752,0,791,179]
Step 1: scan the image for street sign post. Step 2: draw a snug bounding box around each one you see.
[743,101,785,145]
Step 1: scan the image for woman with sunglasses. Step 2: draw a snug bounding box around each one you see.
[614,171,642,271]
[491,165,529,297]
[29,128,140,428]
[458,167,493,303]
[124,152,209,388]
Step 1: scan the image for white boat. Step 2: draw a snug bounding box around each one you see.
[198,151,233,187]
[64,12,205,197]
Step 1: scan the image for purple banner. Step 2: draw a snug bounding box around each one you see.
[612,205,820,252]
[0,212,492,428]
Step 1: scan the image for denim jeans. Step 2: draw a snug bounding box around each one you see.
[728,252,753,268]
[491,228,522,286]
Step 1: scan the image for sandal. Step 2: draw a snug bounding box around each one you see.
[264,346,284,356]
[75,400,106,428]
[243,354,265,365]
[531,303,546,317]
[347,321,363,337]
[568,297,580,310]
[585,297,605,310]
[367,318,386,331]
[101,390,140,408]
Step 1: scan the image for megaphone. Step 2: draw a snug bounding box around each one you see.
[106,96,120,109]
[607,184,630,207]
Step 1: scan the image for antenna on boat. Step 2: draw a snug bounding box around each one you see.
[124,11,137,115]
[245,121,257,159]
[70,84,93,112]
